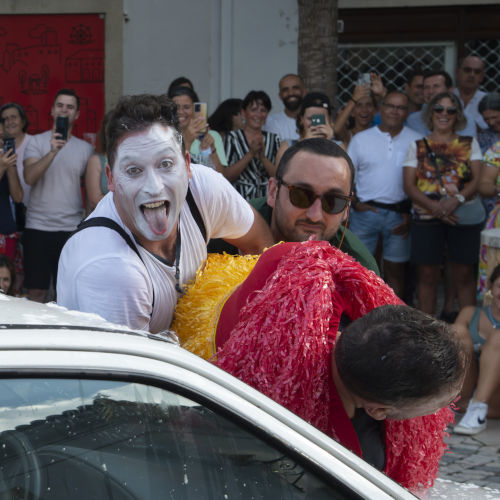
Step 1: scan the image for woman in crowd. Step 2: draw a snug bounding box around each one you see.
[0,130,23,262]
[84,111,112,215]
[334,83,377,148]
[207,98,243,142]
[0,102,31,210]
[453,264,500,435]
[170,86,227,172]
[224,90,280,200]
[403,91,482,316]
[0,254,16,295]
[274,92,335,167]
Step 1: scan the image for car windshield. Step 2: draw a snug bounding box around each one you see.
[0,378,358,499]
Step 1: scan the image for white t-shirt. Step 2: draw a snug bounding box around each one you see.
[57,164,254,333]
[263,111,299,144]
[453,88,488,130]
[24,131,93,231]
[347,126,422,203]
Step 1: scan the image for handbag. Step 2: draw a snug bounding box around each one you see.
[422,138,485,225]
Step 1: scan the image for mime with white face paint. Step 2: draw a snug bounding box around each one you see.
[57,94,274,333]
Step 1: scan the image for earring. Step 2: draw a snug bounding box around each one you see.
[483,289,493,306]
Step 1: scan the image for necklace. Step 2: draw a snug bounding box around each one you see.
[485,304,500,329]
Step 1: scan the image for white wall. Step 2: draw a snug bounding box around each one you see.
[122,0,298,114]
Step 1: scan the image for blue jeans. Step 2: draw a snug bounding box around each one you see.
[349,207,410,263]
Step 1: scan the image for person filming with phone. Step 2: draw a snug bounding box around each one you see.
[275,92,336,167]
[23,88,93,303]
[169,86,227,173]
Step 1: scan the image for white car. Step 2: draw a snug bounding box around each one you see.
[0,296,497,500]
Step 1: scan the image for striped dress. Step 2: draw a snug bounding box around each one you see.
[224,129,281,200]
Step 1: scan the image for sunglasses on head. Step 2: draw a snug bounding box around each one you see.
[432,105,457,115]
[279,180,351,214]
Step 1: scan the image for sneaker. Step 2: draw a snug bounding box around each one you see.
[453,400,488,435]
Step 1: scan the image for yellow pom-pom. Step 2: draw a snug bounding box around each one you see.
[171,253,258,359]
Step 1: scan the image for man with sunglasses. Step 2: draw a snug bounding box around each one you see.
[454,55,488,131]
[348,91,421,298]
[407,70,477,137]
[208,138,378,274]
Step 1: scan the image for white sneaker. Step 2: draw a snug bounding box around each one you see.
[454,400,488,435]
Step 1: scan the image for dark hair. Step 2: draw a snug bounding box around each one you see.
[0,255,16,296]
[106,94,183,169]
[423,70,453,90]
[296,92,332,136]
[335,305,465,405]
[168,85,200,103]
[488,264,500,287]
[242,90,272,112]
[423,92,466,132]
[276,138,355,191]
[167,76,194,96]
[0,102,29,133]
[208,98,243,134]
[54,88,80,110]
[478,92,500,114]
[96,110,113,155]
[405,69,424,85]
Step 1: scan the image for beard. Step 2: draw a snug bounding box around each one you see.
[283,96,302,112]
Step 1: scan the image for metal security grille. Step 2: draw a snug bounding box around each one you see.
[465,39,500,93]
[336,42,455,108]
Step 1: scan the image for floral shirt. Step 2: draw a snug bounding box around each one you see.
[484,141,500,172]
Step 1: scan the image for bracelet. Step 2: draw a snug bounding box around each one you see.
[350,98,358,105]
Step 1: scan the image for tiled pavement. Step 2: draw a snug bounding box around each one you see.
[438,418,500,492]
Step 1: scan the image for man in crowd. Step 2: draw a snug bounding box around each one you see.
[57,94,273,333]
[208,138,378,274]
[404,70,425,113]
[348,91,420,297]
[454,55,488,130]
[407,70,476,137]
[23,89,93,302]
[263,73,306,145]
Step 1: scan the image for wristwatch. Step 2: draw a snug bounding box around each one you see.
[454,193,465,204]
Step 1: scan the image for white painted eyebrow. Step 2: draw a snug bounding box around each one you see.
[118,147,178,164]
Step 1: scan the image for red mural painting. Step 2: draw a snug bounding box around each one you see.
[0,14,105,144]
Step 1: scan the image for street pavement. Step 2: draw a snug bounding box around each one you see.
[438,417,500,494]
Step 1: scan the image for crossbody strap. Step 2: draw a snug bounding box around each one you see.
[422,138,446,193]
[186,187,207,243]
[72,216,156,310]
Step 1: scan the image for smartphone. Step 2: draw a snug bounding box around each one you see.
[357,73,371,86]
[55,116,69,140]
[2,136,15,155]
[311,114,326,126]
[194,102,208,136]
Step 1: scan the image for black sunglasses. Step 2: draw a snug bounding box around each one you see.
[432,105,457,115]
[279,180,351,214]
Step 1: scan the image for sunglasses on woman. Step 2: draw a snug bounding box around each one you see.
[432,105,457,115]
[279,180,351,214]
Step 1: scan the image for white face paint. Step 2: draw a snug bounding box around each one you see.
[108,124,189,244]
